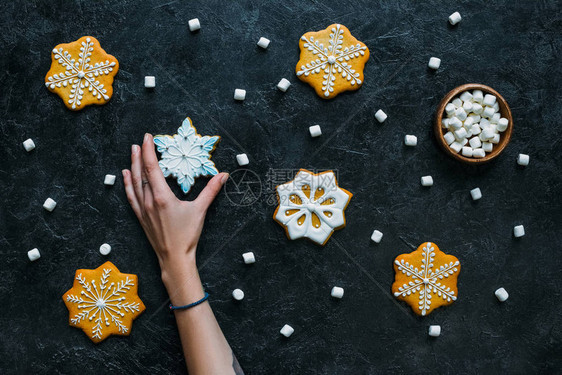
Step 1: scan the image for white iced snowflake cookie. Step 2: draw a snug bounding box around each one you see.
[273,169,352,245]
[154,117,220,194]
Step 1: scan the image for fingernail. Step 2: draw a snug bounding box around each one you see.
[132,144,139,154]
[144,133,150,143]
[220,173,229,184]
[122,169,127,177]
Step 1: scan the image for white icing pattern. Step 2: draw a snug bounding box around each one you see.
[66,268,141,340]
[45,37,116,109]
[275,170,351,245]
[154,117,220,194]
[297,24,367,97]
[394,242,460,316]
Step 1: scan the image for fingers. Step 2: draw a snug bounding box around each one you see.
[130,144,145,204]
[142,133,173,206]
[122,169,142,219]
[194,172,229,211]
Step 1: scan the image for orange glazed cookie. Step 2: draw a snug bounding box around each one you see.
[296,24,369,99]
[392,242,460,316]
[45,36,119,110]
[62,261,145,343]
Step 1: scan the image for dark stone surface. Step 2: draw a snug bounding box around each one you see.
[1,0,561,374]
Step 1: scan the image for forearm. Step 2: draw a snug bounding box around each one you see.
[162,256,242,375]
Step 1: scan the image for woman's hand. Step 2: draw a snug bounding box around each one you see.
[122,133,228,287]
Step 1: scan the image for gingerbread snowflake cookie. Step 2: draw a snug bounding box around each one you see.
[296,24,370,99]
[62,261,145,343]
[274,169,352,245]
[154,117,220,194]
[45,36,119,110]
[392,242,460,316]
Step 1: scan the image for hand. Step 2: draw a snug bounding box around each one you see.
[122,133,228,286]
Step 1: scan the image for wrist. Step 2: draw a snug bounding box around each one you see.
[160,253,197,288]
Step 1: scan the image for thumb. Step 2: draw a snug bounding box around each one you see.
[195,173,228,210]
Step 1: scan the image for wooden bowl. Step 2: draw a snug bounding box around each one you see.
[435,83,513,164]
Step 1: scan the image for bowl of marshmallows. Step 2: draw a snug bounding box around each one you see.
[435,83,513,164]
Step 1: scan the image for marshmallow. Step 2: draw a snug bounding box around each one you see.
[445,103,456,116]
[473,148,486,158]
[470,124,481,136]
[449,117,463,130]
[493,102,500,112]
[421,175,433,187]
[242,252,255,264]
[454,107,467,121]
[469,137,482,149]
[483,94,497,107]
[236,153,249,166]
[497,118,509,132]
[480,118,490,128]
[104,174,116,186]
[513,225,525,238]
[28,248,41,261]
[482,106,496,119]
[495,287,509,302]
[428,57,441,70]
[462,101,473,113]
[449,141,463,153]
[188,18,201,32]
[472,90,484,103]
[280,324,294,337]
[232,289,244,301]
[443,131,455,145]
[461,138,468,146]
[375,109,387,123]
[452,98,462,108]
[454,127,467,140]
[491,113,501,124]
[463,117,474,127]
[448,11,462,25]
[517,153,529,166]
[144,76,155,88]
[491,134,500,144]
[309,125,322,137]
[99,243,111,256]
[470,187,482,200]
[234,89,246,101]
[468,114,481,123]
[480,127,495,141]
[428,325,441,337]
[370,229,383,243]
[43,198,57,212]
[461,146,473,157]
[277,78,291,92]
[23,138,35,152]
[472,103,483,114]
[257,37,270,49]
[459,91,473,103]
[482,142,493,153]
[331,286,344,299]
[441,118,450,128]
[404,135,417,146]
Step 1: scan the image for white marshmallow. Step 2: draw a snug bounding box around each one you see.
[104,174,116,186]
[428,57,441,70]
[513,225,525,237]
[144,76,155,88]
[491,113,501,124]
[480,118,490,128]
[234,89,246,101]
[482,142,493,153]
[470,124,481,136]
[242,252,255,264]
[236,153,249,166]
[404,135,417,146]
[331,286,344,299]
[280,324,294,337]
[309,125,322,137]
[493,102,500,112]
[23,138,35,152]
[99,243,111,256]
[459,91,473,103]
[468,114,481,123]
[463,117,474,127]
[472,90,484,103]
[461,146,473,157]
[443,131,455,145]
[461,138,468,146]
[441,118,450,128]
[448,117,463,130]
[452,98,462,108]
[28,248,41,261]
[462,101,473,113]
[445,103,456,116]
[482,106,496,119]
[473,148,486,158]
[370,229,383,243]
[454,107,467,121]
[188,18,201,32]
[469,137,482,149]
[454,128,467,140]
[491,134,500,144]
[449,141,463,153]
[277,78,291,92]
[232,289,245,301]
[449,11,462,25]
[481,127,495,141]
[428,325,441,337]
[483,94,497,107]
[375,109,387,123]
[497,118,509,132]
[470,187,482,200]
[421,175,433,187]
[495,287,509,302]
[517,153,529,166]
[43,198,57,212]
[257,37,270,49]
[472,103,483,114]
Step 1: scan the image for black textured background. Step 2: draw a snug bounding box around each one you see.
[1,0,561,374]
